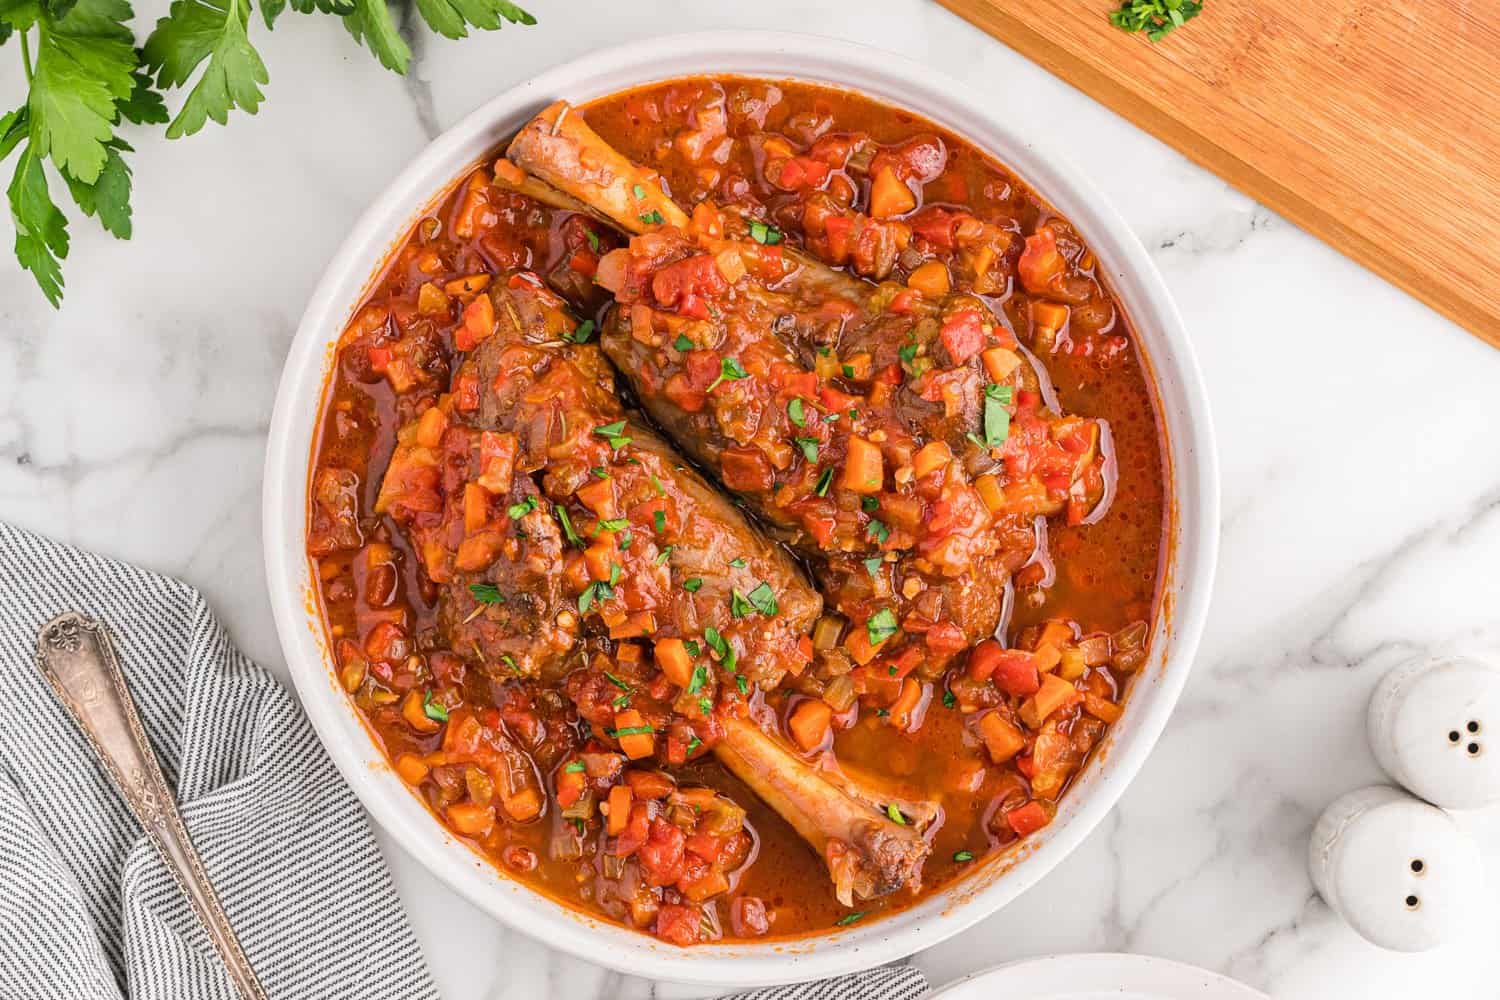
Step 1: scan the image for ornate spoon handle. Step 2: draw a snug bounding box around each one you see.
[35,612,270,1000]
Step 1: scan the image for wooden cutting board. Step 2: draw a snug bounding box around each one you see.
[938,0,1500,348]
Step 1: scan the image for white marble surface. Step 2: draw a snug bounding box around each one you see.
[3,2,1499,997]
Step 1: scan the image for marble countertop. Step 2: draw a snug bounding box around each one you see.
[3,1,1498,997]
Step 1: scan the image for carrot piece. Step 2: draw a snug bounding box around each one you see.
[624,770,675,799]
[1033,672,1082,721]
[906,259,951,297]
[1031,300,1069,331]
[575,478,618,519]
[1082,692,1123,723]
[463,483,488,535]
[555,767,585,809]
[982,347,1022,382]
[787,699,833,751]
[841,436,884,494]
[584,542,615,582]
[415,405,448,449]
[1033,643,1062,674]
[976,712,1026,764]
[1038,621,1074,650]
[394,753,429,784]
[888,678,923,730]
[911,441,953,479]
[974,473,1006,513]
[869,165,917,219]
[607,784,633,835]
[501,786,542,823]
[613,709,655,760]
[446,801,496,837]
[444,273,491,299]
[401,690,443,734]
[456,295,495,352]
[654,638,694,688]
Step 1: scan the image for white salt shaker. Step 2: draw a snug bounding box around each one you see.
[1308,785,1482,951]
[1368,655,1500,809]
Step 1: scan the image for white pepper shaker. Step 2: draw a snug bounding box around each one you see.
[1308,785,1482,951]
[1368,655,1500,809]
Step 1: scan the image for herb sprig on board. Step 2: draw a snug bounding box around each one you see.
[0,0,535,306]
[1109,0,1202,42]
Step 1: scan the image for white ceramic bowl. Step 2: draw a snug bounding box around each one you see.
[264,30,1219,987]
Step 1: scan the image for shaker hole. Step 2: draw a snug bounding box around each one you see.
[1410,859,1425,874]
[1468,720,1481,733]
[1405,895,1420,910]
[1449,731,1462,743]
[1468,742,1482,756]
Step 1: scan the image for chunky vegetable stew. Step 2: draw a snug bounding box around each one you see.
[308,77,1167,945]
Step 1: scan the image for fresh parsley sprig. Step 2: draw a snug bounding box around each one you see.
[1,0,535,306]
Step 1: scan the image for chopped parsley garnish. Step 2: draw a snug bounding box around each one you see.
[815,467,834,496]
[674,333,694,352]
[704,626,737,671]
[863,557,883,578]
[577,581,614,613]
[604,671,632,691]
[1109,0,1202,41]
[841,364,855,379]
[608,563,622,587]
[735,674,749,695]
[707,356,749,392]
[898,341,918,364]
[591,466,610,479]
[469,583,506,605]
[687,665,708,694]
[953,850,974,862]
[835,912,865,927]
[699,696,713,715]
[746,582,778,616]
[867,519,891,545]
[610,724,655,738]
[795,436,820,462]
[787,397,806,427]
[866,609,899,646]
[683,578,704,593]
[982,383,1012,448]
[861,496,879,513]
[653,509,667,534]
[731,590,754,619]
[632,183,646,199]
[824,412,840,423]
[593,420,632,450]
[747,220,783,245]
[595,517,629,534]
[567,319,596,343]
[684,639,701,657]
[886,803,906,825]
[501,655,520,674]
[507,495,538,519]
[729,557,747,569]
[942,688,956,709]
[618,531,633,550]
[686,735,702,754]
[639,209,665,225]
[655,545,674,564]
[554,505,582,547]
[612,693,631,708]
[564,760,586,773]
[585,230,602,253]
[651,475,666,497]
[422,691,448,723]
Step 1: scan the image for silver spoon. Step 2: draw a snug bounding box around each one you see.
[35,611,269,1000]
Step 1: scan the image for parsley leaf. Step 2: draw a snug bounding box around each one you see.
[7,139,70,306]
[982,383,1012,448]
[706,356,748,392]
[835,911,865,926]
[567,318,595,343]
[953,849,974,862]
[730,589,753,619]
[863,556,883,578]
[592,420,631,449]
[794,436,819,462]
[703,626,736,672]
[673,333,693,351]
[143,0,269,139]
[31,0,138,180]
[468,582,505,604]
[814,466,834,496]
[422,690,448,722]
[411,0,533,41]
[787,396,806,427]
[866,608,898,646]
[507,494,537,519]
[554,504,582,547]
[746,581,777,616]
[747,219,782,245]
[683,577,703,593]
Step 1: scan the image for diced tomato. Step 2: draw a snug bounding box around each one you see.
[651,255,727,320]
[773,155,830,191]
[685,832,724,862]
[663,372,707,413]
[887,289,919,315]
[475,431,516,493]
[655,903,702,946]
[638,818,687,887]
[452,371,480,412]
[967,640,1041,697]
[823,215,855,261]
[1005,801,1052,837]
[939,309,986,364]
[1017,228,1066,294]
[818,386,860,413]
[909,207,964,251]
[455,295,496,351]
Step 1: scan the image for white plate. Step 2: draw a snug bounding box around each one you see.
[263,30,1221,986]
[931,954,1269,1000]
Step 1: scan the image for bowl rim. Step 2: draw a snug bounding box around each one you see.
[263,29,1220,986]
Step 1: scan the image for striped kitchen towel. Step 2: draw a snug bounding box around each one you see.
[0,521,929,1000]
[0,521,437,1000]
